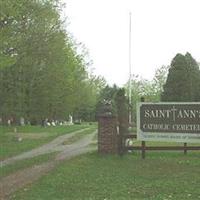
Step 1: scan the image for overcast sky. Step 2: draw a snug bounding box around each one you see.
[62,0,200,86]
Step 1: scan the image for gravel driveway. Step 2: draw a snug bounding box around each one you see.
[0,129,97,200]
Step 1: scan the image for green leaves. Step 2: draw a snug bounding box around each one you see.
[162,53,200,102]
[0,0,105,123]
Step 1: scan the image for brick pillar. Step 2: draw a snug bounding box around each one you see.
[98,115,118,154]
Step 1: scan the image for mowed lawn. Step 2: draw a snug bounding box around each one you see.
[12,151,200,200]
[0,124,95,160]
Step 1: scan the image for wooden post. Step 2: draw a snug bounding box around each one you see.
[142,141,146,159]
[141,97,146,159]
[118,134,123,156]
[184,143,187,155]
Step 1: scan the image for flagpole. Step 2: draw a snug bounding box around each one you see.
[128,12,132,125]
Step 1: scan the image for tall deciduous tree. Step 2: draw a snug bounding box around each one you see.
[0,0,106,124]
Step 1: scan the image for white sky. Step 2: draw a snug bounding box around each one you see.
[62,0,200,86]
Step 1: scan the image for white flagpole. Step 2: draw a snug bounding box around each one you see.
[128,12,132,125]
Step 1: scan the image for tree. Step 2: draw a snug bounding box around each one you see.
[0,0,106,124]
[162,53,200,102]
[0,0,70,123]
[152,65,169,101]
[124,65,169,124]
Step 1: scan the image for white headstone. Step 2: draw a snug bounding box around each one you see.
[69,115,73,124]
[20,117,25,126]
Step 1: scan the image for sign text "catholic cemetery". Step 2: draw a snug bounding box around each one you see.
[137,103,200,143]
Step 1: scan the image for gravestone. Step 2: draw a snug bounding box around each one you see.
[20,117,25,126]
[69,115,73,124]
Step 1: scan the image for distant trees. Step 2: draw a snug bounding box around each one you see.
[126,65,169,123]
[0,0,106,124]
[126,52,200,124]
[162,53,200,102]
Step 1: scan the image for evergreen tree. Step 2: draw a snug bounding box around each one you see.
[161,53,200,102]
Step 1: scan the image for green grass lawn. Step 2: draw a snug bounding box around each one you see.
[0,153,56,178]
[0,124,95,160]
[11,151,200,200]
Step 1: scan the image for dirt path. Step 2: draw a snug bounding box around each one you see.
[0,128,91,167]
[0,130,97,200]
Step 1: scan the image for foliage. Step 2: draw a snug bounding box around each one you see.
[152,65,169,100]
[162,53,200,102]
[126,53,200,123]
[125,65,169,123]
[0,0,105,123]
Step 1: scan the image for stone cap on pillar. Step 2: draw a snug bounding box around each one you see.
[97,99,117,118]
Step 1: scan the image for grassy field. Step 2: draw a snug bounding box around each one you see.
[11,151,200,200]
[0,124,95,160]
[0,153,56,178]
